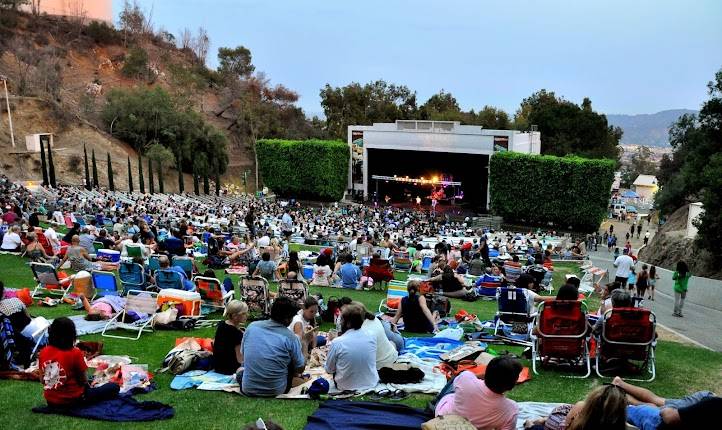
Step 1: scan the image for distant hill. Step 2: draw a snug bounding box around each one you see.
[607,109,698,147]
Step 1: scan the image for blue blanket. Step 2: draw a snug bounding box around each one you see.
[401,337,464,361]
[304,400,431,430]
[32,396,174,422]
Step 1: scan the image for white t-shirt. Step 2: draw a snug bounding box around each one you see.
[44,227,58,244]
[362,317,398,369]
[325,328,378,392]
[311,265,333,286]
[288,311,311,336]
[257,236,271,247]
[1,232,22,250]
[614,255,634,278]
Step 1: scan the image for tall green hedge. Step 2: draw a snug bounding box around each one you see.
[257,139,349,201]
[489,152,615,231]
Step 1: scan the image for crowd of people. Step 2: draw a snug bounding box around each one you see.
[0,178,715,429]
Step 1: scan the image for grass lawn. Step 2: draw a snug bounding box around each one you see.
[1,254,720,430]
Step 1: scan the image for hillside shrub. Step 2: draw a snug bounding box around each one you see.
[257,139,349,201]
[489,151,615,231]
[85,21,121,45]
[121,46,149,79]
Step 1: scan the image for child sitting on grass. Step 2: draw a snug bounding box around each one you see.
[39,317,120,406]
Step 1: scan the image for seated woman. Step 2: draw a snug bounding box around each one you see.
[310,254,333,287]
[0,225,23,253]
[288,297,322,356]
[253,252,280,281]
[284,251,302,281]
[76,294,125,321]
[391,280,439,333]
[325,303,378,392]
[428,258,473,298]
[355,301,398,369]
[39,317,120,406]
[24,232,58,265]
[213,300,248,375]
[57,235,118,272]
[0,281,34,368]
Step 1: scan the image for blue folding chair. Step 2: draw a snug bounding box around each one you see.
[119,262,146,295]
[91,271,119,298]
[494,287,533,337]
[420,256,433,273]
[172,256,194,279]
[147,254,162,274]
[155,269,185,290]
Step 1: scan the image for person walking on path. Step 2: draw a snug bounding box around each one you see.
[673,261,691,318]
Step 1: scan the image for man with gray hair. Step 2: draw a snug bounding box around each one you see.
[593,289,633,335]
[78,227,97,255]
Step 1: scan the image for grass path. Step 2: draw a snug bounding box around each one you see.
[0,255,720,429]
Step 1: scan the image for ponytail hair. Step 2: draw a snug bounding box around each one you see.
[407,280,421,296]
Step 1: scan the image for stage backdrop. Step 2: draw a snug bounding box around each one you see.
[366,148,489,209]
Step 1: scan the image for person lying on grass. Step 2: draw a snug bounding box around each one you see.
[213,300,247,375]
[434,356,523,430]
[76,294,125,321]
[39,317,120,407]
[238,297,305,396]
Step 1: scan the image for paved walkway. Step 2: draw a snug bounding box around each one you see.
[588,249,722,352]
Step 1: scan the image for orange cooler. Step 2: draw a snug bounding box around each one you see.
[157,289,201,317]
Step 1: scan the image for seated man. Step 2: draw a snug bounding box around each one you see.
[253,252,280,281]
[338,254,361,289]
[157,255,194,291]
[434,356,522,430]
[239,297,305,397]
[325,303,378,392]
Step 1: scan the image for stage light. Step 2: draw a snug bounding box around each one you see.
[432,176,438,182]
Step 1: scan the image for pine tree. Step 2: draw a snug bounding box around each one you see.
[193,171,199,195]
[107,152,115,191]
[83,144,91,190]
[177,159,184,194]
[148,157,154,193]
[215,172,220,196]
[138,155,145,193]
[157,159,164,193]
[39,137,49,186]
[46,140,56,188]
[91,149,99,188]
[203,174,210,195]
[127,156,133,192]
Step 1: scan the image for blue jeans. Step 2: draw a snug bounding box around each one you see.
[380,319,404,352]
[665,391,715,409]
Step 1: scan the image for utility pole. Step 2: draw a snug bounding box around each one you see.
[0,75,15,148]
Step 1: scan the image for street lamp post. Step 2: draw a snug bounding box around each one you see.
[0,75,15,148]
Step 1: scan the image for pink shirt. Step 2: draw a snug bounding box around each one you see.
[435,371,518,430]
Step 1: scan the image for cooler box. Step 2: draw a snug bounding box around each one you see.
[302,265,314,280]
[97,249,121,263]
[157,289,201,317]
[72,271,93,297]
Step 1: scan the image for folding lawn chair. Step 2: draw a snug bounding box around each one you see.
[92,241,104,254]
[239,275,270,318]
[118,262,147,295]
[364,258,393,289]
[532,300,591,378]
[476,281,501,300]
[147,254,162,274]
[277,279,308,308]
[379,280,408,314]
[34,227,55,256]
[102,290,159,340]
[596,307,656,382]
[392,251,412,272]
[172,255,195,279]
[420,256,433,274]
[155,269,185,290]
[503,262,523,285]
[125,244,144,260]
[30,262,73,299]
[91,270,120,298]
[494,287,533,337]
[194,276,233,311]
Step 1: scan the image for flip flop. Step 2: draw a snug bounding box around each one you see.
[390,389,409,401]
[369,389,392,401]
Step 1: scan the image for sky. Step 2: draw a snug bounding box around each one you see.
[115,0,722,117]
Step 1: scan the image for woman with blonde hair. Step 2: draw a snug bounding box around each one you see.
[213,300,248,375]
[566,384,628,430]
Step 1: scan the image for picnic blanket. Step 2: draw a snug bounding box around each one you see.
[171,370,238,392]
[32,396,174,422]
[516,402,565,429]
[401,337,465,361]
[304,400,431,430]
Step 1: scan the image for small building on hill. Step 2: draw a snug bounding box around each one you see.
[633,174,658,201]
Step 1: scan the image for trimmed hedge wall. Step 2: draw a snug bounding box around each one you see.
[257,139,350,201]
[489,152,615,231]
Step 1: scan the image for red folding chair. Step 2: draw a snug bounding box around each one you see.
[596,307,656,381]
[532,300,591,378]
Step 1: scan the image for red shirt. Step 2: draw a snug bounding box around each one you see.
[39,345,87,405]
[462,242,472,251]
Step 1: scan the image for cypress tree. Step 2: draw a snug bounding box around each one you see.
[215,172,220,196]
[46,140,57,188]
[91,149,99,188]
[157,159,164,193]
[148,157,154,194]
[203,174,210,195]
[127,156,133,192]
[193,171,199,195]
[177,159,184,194]
[138,155,145,193]
[39,137,49,186]
[83,144,91,190]
[106,152,115,191]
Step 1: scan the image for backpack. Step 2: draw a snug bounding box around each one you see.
[322,296,339,322]
[429,294,451,318]
[160,348,211,374]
